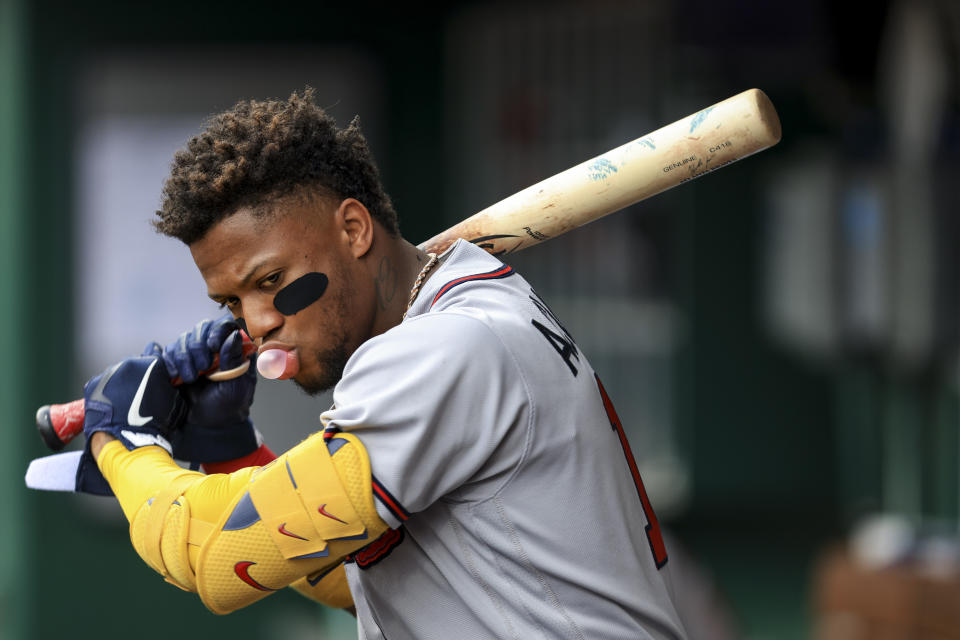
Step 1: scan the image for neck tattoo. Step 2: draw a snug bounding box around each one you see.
[403,252,439,319]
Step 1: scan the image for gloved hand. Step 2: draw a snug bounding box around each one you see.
[142,314,259,464]
[150,314,243,384]
[76,355,186,495]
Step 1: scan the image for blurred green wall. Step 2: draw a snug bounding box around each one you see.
[10,3,448,638]
[0,0,30,637]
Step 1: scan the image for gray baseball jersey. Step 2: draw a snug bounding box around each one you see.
[320,240,686,639]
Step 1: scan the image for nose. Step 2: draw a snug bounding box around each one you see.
[241,296,284,342]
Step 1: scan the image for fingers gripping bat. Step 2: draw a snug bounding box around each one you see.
[37,88,781,450]
[36,340,259,450]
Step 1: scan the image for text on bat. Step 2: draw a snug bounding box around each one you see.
[662,156,696,173]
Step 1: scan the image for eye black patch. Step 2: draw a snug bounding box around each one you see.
[273,272,329,316]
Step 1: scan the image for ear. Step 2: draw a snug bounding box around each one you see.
[337,198,374,259]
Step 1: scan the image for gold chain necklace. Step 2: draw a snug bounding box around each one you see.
[403,252,439,319]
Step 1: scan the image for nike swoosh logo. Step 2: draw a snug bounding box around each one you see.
[127,359,157,427]
[234,561,276,592]
[317,504,348,524]
[277,523,308,541]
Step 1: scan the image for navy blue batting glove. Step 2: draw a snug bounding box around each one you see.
[144,317,259,464]
[75,355,187,495]
[146,314,240,384]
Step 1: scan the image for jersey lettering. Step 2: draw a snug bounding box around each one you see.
[531,320,579,376]
[529,291,580,376]
[595,374,668,569]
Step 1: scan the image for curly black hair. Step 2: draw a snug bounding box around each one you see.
[154,88,399,244]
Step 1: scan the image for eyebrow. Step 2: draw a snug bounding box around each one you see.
[207,260,271,301]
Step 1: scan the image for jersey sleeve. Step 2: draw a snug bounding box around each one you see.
[320,311,531,528]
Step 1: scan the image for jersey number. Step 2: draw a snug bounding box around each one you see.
[595,374,668,569]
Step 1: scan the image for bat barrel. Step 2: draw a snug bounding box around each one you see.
[420,88,781,256]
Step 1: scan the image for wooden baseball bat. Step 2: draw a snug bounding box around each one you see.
[420,87,781,255]
[37,88,780,450]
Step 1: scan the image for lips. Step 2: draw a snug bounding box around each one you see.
[256,342,300,380]
[257,340,294,356]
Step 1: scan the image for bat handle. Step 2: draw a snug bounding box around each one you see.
[36,340,257,451]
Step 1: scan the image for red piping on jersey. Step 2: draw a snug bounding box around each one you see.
[430,265,514,307]
[371,477,409,521]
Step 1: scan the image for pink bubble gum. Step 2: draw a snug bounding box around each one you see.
[256,349,299,380]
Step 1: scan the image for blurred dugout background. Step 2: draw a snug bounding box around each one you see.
[1,0,958,638]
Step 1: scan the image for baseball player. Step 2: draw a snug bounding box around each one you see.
[78,89,687,639]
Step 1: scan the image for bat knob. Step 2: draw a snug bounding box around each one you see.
[35,398,86,451]
[36,405,66,451]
